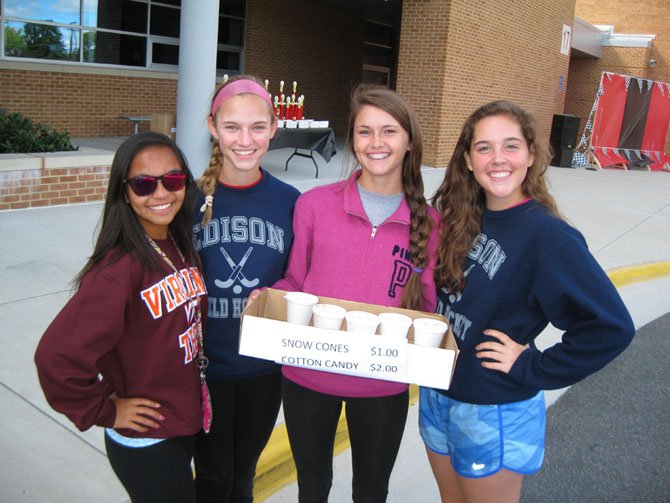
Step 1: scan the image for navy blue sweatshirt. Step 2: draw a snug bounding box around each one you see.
[193,169,299,380]
[436,200,635,404]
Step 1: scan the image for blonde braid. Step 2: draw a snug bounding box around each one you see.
[197,140,223,226]
[198,74,276,227]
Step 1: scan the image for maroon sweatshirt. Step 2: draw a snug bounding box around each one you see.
[35,239,207,438]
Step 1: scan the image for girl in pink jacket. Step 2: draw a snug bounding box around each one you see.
[273,84,440,502]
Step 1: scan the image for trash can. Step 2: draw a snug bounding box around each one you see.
[150,113,177,140]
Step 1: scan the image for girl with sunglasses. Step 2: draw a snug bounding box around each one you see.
[192,75,300,502]
[35,132,208,503]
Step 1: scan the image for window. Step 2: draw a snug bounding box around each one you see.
[83,30,146,66]
[361,0,401,88]
[362,20,394,86]
[1,0,245,72]
[150,5,179,38]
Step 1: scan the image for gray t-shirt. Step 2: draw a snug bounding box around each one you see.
[357,182,404,227]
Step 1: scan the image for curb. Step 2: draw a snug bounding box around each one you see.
[608,261,670,288]
[252,261,670,501]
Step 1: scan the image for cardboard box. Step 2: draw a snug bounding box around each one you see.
[239,289,459,390]
[150,113,176,140]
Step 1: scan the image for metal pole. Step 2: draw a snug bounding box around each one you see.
[176,0,220,177]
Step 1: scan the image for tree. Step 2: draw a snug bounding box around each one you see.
[4,25,27,57]
[23,22,65,59]
[83,31,96,62]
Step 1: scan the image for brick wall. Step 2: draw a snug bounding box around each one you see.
[0,0,362,210]
[398,0,576,167]
[0,1,361,139]
[244,0,363,137]
[0,164,110,210]
[1,0,576,168]
[0,67,167,209]
[575,0,670,82]
[0,67,177,137]
[4,0,630,210]
[566,0,670,152]
[395,0,452,168]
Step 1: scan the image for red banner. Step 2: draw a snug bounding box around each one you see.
[592,74,626,149]
[590,73,670,171]
[642,83,670,170]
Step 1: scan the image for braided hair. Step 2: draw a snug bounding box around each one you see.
[346,84,432,311]
[197,74,275,225]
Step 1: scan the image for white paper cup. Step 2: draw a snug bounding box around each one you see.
[412,318,448,347]
[285,120,298,128]
[378,312,413,339]
[284,292,319,326]
[297,119,312,128]
[345,310,380,334]
[312,303,347,330]
[277,119,285,128]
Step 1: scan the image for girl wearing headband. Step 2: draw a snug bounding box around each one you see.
[192,75,300,502]
[35,132,207,502]
[269,84,440,502]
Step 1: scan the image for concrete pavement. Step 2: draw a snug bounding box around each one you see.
[1,140,669,502]
[521,311,670,503]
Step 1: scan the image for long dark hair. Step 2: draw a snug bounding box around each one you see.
[346,84,432,311]
[432,100,561,293]
[75,132,200,286]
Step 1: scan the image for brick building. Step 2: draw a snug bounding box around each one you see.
[1,0,668,209]
[0,0,577,164]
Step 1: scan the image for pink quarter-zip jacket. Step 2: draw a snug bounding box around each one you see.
[273,170,440,397]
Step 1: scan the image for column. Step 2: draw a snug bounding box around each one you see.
[177,0,220,177]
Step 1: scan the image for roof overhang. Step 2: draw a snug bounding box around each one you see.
[571,18,656,59]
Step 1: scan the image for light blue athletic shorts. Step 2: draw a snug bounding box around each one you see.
[419,387,546,478]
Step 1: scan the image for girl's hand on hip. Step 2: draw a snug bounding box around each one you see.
[110,394,164,432]
[475,329,528,374]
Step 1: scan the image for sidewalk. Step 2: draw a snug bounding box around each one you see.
[1,142,669,502]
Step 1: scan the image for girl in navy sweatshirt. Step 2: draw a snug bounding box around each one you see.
[192,75,300,502]
[35,132,207,503]
[423,100,635,503]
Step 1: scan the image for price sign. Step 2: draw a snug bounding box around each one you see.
[275,329,408,381]
[366,338,407,379]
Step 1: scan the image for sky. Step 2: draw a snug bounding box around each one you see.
[4,0,94,25]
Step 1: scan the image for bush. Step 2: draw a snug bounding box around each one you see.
[0,109,78,153]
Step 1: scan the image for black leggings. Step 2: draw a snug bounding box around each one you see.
[105,433,196,503]
[282,377,409,503]
[194,371,283,503]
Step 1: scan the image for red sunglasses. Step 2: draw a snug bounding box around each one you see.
[124,170,189,197]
